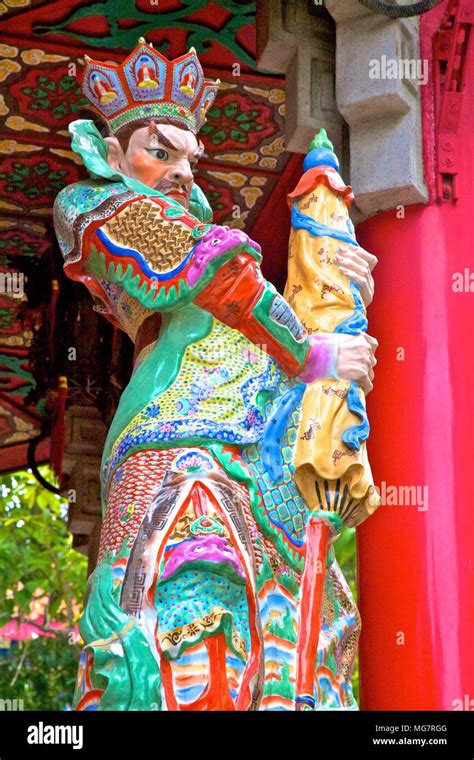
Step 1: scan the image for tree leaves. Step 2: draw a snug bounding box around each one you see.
[0,467,87,707]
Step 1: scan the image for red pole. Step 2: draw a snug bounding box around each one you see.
[356,75,474,709]
[296,517,331,710]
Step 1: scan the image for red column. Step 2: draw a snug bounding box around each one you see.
[356,81,474,709]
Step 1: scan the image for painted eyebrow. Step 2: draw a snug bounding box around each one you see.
[147,122,203,160]
[147,122,180,151]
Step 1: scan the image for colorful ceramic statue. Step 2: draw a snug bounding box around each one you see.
[53,39,378,711]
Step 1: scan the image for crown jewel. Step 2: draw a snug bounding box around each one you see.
[81,39,220,135]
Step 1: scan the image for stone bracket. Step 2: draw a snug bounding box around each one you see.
[257,0,429,218]
[257,0,345,159]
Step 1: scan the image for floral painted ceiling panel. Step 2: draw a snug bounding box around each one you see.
[0,0,257,69]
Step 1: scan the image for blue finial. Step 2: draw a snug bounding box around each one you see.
[303,127,340,172]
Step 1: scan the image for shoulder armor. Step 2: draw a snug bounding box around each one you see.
[53,180,139,263]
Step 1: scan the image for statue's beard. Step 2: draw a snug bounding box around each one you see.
[154,178,190,208]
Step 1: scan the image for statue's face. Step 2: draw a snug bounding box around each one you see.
[105,122,203,209]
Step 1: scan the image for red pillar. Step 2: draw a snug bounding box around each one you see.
[356,60,474,708]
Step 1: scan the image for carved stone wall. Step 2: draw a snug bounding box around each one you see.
[61,405,107,574]
[257,0,429,217]
[257,0,345,160]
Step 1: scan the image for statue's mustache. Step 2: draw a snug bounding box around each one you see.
[154,179,188,194]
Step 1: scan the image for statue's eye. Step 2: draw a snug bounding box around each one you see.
[149,148,169,160]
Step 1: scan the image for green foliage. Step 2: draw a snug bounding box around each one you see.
[0,467,87,709]
[0,637,82,711]
[334,527,359,703]
[334,526,357,600]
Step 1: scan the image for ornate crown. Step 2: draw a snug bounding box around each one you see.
[81,38,220,135]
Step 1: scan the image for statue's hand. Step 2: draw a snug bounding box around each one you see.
[300,332,377,393]
[335,245,377,307]
[336,332,378,395]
